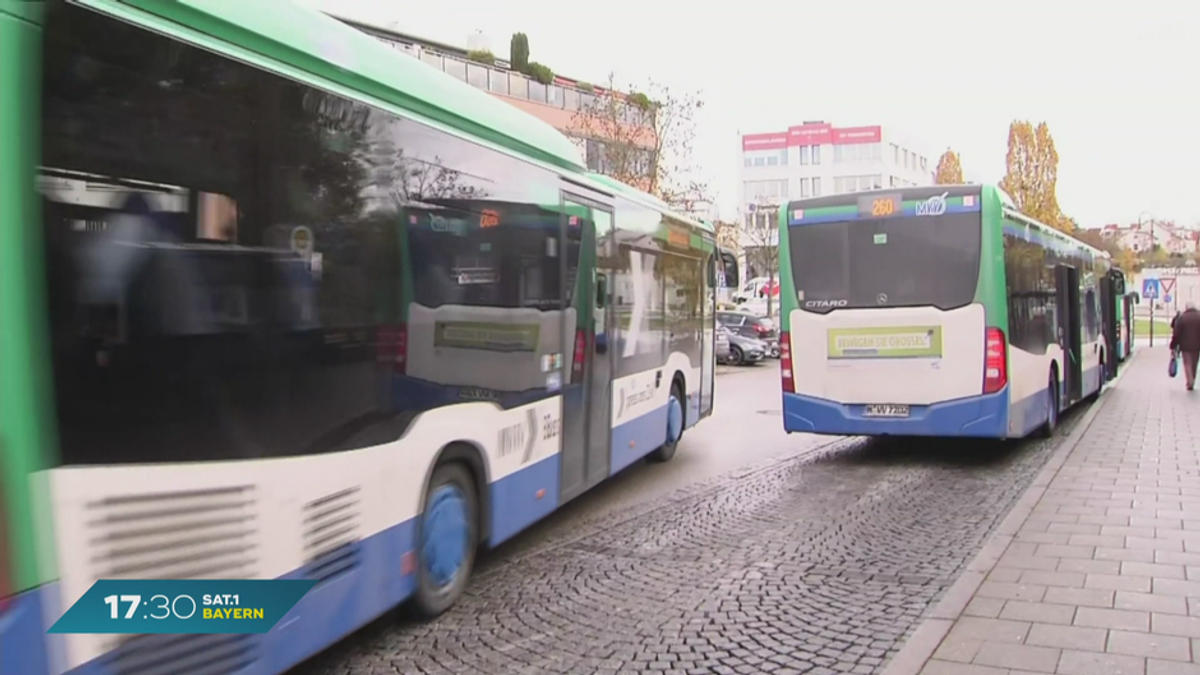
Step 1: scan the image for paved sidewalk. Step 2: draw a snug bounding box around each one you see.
[888,346,1200,675]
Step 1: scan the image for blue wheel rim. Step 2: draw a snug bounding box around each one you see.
[421,484,468,588]
[667,393,684,444]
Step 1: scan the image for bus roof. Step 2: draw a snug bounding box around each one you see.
[584,173,714,234]
[982,184,1107,259]
[112,0,586,172]
[785,183,1104,259]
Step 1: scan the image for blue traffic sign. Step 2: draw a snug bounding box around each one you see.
[1164,294,1173,304]
[1142,278,1161,300]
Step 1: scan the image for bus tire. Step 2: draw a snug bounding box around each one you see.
[1086,352,1104,402]
[648,379,685,463]
[1037,371,1060,439]
[412,461,479,620]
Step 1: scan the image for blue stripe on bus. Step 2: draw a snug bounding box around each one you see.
[5,455,571,675]
[610,405,669,475]
[782,388,1009,437]
[0,586,54,675]
[1011,387,1054,437]
[789,201,981,226]
[488,454,560,546]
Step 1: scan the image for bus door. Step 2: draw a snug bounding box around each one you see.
[1124,294,1136,358]
[558,196,614,502]
[1100,273,1118,380]
[1055,264,1084,405]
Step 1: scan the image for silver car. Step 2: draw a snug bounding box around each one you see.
[716,324,732,362]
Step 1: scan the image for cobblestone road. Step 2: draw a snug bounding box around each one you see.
[300,402,1096,675]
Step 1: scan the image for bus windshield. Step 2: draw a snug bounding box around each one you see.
[789,212,982,313]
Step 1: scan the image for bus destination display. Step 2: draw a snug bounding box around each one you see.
[858,193,902,218]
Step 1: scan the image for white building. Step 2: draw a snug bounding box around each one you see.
[734,121,935,280]
[737,121,935,230]
[1088,221,1199,256]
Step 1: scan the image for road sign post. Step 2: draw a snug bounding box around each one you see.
[1162,278,1178,313]
[1143,279,1161,346]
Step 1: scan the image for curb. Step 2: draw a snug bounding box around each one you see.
[879,350,1140,675]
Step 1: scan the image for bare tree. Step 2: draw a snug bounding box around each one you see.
[569,74,707,206]
[740,200,781,318]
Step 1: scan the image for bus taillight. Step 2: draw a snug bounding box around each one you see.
[779,331,795,393]
[571,329,586,383]
[984,327,1007,394]
[395,323,408,375]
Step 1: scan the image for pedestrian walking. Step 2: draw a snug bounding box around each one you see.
[1169,301,1200,391]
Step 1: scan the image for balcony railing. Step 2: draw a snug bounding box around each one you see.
[367,34,652,128]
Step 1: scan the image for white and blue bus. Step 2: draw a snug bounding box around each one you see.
[0,1,739,673]
[776,185,1117,439]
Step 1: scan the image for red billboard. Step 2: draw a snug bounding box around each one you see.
[787,123,832,146]
[741,133,788,151]
[742,123,883,151]
[831,125,882,145]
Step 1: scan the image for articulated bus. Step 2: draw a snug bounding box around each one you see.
[777,184,1123,440]
[0,1,739,673]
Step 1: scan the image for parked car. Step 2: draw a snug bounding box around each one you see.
[725,331,767,366]
[717,310,780,358]
[716,324,732,363]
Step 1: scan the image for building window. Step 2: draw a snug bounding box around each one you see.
[800,178,810,198]
[744,179,788,203]
[811,146,821,165]
[743,148,788,168]
[799,146,810,165]
[891,143,899,164]
[920,156,927,171]
[811,177,821,196]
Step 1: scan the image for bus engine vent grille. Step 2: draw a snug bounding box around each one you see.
[301,486,362,584]
[100,633,260,675]
[85,485,258,582]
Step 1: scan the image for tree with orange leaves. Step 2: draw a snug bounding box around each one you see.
[933,148,964,184]
[999,121,1072,232]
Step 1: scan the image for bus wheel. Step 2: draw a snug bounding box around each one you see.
[1037,372,1060,439]
[649,381,685,463]
[1086,354,1104,402]
[412,461,478,619]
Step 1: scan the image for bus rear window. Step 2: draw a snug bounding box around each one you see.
[406,207,581,310]
[789,213,981,313]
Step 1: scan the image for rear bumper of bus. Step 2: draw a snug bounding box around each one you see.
[782,388,1009,438]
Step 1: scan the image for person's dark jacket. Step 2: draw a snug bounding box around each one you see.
[1170,308,1200,353]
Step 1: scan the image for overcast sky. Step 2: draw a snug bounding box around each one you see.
[303,0,1199,228]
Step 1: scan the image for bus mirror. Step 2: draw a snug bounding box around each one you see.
[718,248,740,288]
[1132,292,1141,305]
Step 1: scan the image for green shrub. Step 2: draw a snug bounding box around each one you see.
[526,61,554,85]
[466,49,495,66]
[627,91,652,110]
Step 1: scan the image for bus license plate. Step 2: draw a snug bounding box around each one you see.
[863,404,909,418]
